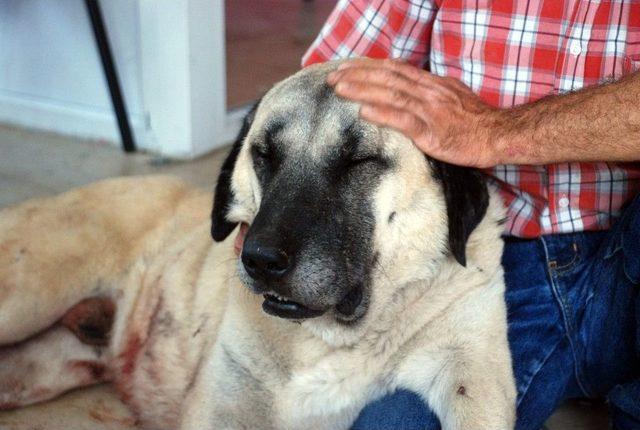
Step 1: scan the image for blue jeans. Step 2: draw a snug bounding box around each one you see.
[352,195,640,430]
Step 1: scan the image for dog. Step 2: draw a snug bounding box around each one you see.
[0,61,515,429]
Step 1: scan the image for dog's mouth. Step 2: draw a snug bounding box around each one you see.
[261,286,364,321]
[262,293,326,319]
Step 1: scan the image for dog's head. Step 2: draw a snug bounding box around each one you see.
[211,62,490,343]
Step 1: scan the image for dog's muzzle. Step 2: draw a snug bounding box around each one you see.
[236,223,364,320]
[236,223,325,319]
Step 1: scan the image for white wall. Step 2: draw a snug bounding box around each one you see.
[0,0,240,158]
[0,0,153,150]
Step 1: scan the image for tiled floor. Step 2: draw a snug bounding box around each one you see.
[0,125,227,209]
[0,125,610,429]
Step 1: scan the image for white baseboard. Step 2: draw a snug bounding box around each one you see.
[0,90,248,160]
[0,90,157,152]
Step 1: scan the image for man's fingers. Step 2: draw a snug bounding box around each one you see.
[329,60,449,107]
[329,65,434,115]
[335,58,440,87]
[329,60,436,149]
[359,104,431,145]
[336,57,392,70]
[329,65,419,92]
[334,80,426,114]
[378,59,439,86]
[336,58,415,77]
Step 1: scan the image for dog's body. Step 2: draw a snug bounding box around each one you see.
[0,62,515,429]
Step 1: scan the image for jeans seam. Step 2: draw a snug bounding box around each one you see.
[621,235,640,285]
[553,243,581,274]
[540,237,592,398]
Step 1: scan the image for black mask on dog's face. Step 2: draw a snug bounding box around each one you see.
[211,70,488,324]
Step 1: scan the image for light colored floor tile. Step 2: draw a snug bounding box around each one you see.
[0,124,228,208]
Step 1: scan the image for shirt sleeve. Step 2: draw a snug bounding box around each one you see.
[302,0,439,69]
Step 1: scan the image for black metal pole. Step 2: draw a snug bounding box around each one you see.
[85,0,136,152]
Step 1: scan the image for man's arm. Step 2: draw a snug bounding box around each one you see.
[327,58,640,167]
[496,71,640,165]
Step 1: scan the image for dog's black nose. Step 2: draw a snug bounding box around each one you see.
[241,242,292,281]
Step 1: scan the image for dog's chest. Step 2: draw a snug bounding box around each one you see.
[269,288,478,429]
[261,339,391,430]
[112,232,233,428]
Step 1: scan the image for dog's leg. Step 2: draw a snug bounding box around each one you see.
[0,176,206,345]
[418,351,516,430]
[0,325,110,409]
[398,312,516,429]
[0,296,115,409]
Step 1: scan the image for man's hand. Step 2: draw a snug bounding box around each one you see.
[328,58,640,166]
[327,58,502,168]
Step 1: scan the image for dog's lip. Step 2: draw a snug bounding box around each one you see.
[259,285,365,321]
[335,286,364,319]
[262,293,326,320]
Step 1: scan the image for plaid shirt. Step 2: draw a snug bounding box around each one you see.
[302,0,640,238]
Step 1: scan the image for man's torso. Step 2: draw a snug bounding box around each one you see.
[302,0,640,237]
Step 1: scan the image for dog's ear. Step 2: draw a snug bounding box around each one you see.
[428,157,489,267]
[211,101,260,241]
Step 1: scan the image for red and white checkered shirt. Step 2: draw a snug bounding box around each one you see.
[302,0,640,238]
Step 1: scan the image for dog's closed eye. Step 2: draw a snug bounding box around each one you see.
[345,154,382,169]
[251,144,281,175]
[251,144,275,162]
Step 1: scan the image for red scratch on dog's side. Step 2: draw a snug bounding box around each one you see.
[116,333,142,404]
[120,293,164,378]
[115,289,164,407]
[120,335,142,377]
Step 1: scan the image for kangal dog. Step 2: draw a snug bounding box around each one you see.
[0,61,515,429]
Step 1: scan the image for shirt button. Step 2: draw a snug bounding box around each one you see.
[569,40,582,56]
[559,196,570,208]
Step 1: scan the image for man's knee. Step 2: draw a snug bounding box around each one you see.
[351,389,440,430]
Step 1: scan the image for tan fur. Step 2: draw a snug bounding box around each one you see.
[0,64,515,429]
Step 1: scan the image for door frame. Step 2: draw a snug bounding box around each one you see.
[138,0,247,158]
